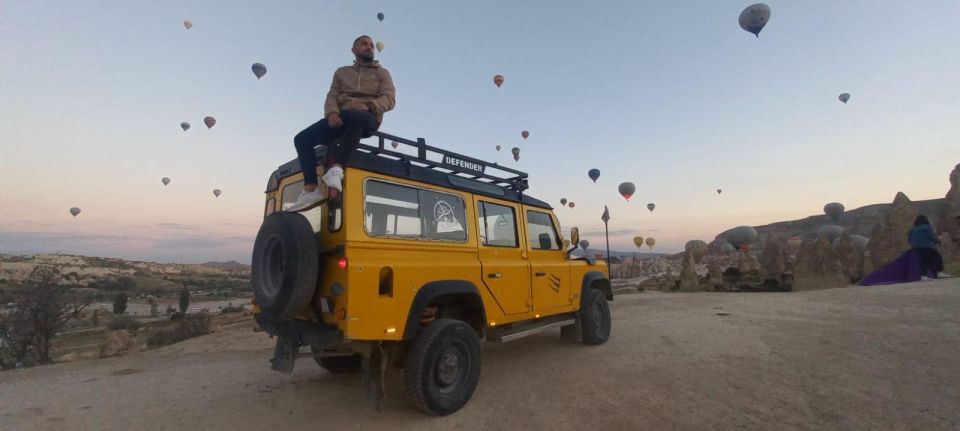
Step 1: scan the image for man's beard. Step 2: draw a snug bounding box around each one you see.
[359,52,374,63]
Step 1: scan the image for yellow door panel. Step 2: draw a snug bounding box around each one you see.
[524,209,573,312]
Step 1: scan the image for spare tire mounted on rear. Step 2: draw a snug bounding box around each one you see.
[252,212,320,320]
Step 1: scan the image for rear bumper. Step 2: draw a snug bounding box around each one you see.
[255,312,343,348]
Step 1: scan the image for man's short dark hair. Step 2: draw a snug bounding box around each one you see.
[354,35,372,45]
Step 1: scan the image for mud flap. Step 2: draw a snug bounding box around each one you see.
[361,342,388,412]
[270,336,299,374]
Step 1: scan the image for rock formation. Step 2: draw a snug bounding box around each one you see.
[678,252,700,291]
[834,231,866,282]
[867,192,918,268]
[759,235,786,279]
[938,163,960,242]
[707,257,724,291]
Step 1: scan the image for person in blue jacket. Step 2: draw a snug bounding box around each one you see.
[908,215,948,279]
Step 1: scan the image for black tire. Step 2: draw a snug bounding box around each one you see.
[251,212,319,320]
[581,289,611,345]
[405,319,481,416]
[310,346,362,373]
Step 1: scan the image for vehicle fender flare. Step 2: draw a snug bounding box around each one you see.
[403,280,486,340]
[580,271,612,305]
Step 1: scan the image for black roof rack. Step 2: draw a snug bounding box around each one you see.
[358,131,529,192]
[269,131,550,209]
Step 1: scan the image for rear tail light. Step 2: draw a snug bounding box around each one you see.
[337,257,348,269]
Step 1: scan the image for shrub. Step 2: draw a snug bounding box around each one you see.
[178,286,190,314]
[108,315,143,331]
[147,313,212,348]
[113,293,128,315]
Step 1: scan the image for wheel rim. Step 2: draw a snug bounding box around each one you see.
[433,341,469,395]
[263,237,284,299]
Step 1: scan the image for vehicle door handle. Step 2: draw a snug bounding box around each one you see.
[488,273,502,279]
[535,272,546,277]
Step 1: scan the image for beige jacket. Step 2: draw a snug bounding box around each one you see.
[324,61,396,124]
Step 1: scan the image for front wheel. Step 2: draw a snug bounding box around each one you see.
[581,289,611,345]
[404,319,481,416]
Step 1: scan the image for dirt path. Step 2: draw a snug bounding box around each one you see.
[2,280,959,430]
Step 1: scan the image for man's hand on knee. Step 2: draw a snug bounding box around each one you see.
[327,112,343,128]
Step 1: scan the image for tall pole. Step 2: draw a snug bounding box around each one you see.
[601,205,611,279]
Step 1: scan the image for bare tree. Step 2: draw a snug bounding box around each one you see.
[0,267,91,364]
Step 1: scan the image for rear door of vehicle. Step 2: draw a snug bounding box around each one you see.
[474,198,530,315]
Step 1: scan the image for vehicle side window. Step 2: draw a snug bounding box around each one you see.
[478,202,518,248]
[364,180,467,242]
[281,180,322,230]
[526,211,560,250]
[264,198,276,218]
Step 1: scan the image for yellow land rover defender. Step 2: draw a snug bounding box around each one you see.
[252,131,611,416]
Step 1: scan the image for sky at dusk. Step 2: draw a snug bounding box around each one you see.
[2,1,959,263]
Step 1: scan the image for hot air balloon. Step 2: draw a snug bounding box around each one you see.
[511,147,520,161]
[721,243,735,253]
[521,131,529,140]
[180,122,190,131]
[162,177,171,186]
[717,188,722,194]
[839,93,850,104]
[69,207,81,217]
[579,240,590,250]
[646,203,655,212]
[493,75,504,88]
[495,145,501,151]
[376,41,384,52]
[618,182,636,201]
[817,225,844,244]
[213,189,221,197]
[377,12,384,22]
[204,116,216,129]
[726,226,758,251]
[633,236,644,248]
[183,20,192,30]
[391,141,399,149]
[568,202,575,208]
[588,169,600,183]
[738,3,771,38]
[560,198,568,206]
[823,202,845,222]
[251,63,267,80]
[684,240,709,260]
[645,237,656,249]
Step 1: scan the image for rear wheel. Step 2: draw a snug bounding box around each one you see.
[581,289,611,345]
[404,319,481,416]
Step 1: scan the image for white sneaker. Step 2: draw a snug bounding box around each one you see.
[937,272,952,278]
[285,189,324,212]
[321,166,344,192]
[920,276,932,282]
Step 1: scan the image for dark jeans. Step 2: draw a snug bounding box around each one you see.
[914,247,944,277]
[294,110,378,186]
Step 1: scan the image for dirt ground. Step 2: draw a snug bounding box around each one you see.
[2,279,959,430]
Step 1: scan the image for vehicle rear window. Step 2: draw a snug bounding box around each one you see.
[478,202,518,247]
[364,180,466,241]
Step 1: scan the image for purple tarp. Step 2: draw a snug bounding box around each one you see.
[859,249,924,286]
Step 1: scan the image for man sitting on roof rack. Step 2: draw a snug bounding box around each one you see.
[287,34,396,212]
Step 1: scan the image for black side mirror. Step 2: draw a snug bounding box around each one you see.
[566,227,580,258]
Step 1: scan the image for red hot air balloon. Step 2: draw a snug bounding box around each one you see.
[568,202,575,208]
[493,75,504,88]
[521,131,529,140]
[618,182,636,201]
[204,116,216,129]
